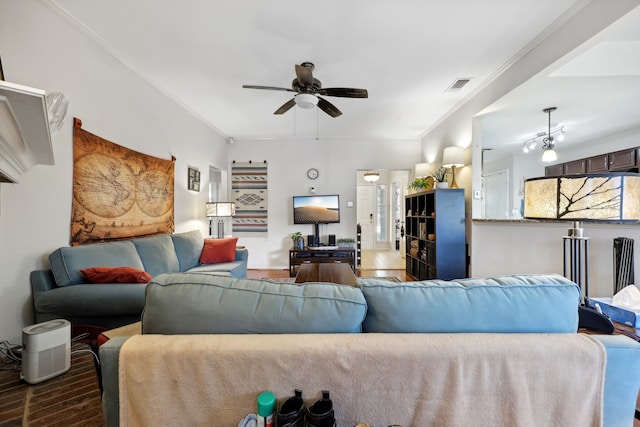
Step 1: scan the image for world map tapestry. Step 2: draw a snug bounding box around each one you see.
[71,118,175,245]
[231,161,268,235]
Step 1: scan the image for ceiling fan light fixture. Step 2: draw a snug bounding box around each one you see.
[295,93,318,109]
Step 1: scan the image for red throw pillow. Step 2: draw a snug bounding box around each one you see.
[80,266,153,284]
[200,237,238,264]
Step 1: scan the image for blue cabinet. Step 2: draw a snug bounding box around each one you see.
[405,189,466,280]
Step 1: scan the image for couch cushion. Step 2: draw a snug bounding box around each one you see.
[33,283,146,316]
[81,266,153,284]
[360,274,580,333]
[170,230,204,271]
[199,237,238,264]
[131,234,180,277]
[142,273,367,334]
[49,241,144,287]
[186,262,243,277]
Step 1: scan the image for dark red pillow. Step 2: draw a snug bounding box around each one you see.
[200,237,238,264]
[80,266,152,284]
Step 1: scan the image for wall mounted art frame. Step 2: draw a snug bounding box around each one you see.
[188,167,200,192]
[71,118,175,244]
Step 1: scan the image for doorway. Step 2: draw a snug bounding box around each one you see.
[356,169,409,269]
[482,169,510,219]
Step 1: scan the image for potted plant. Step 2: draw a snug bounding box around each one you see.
[410,176,434,192]
[290,232,304,250]
[337,238,356,248]
[432,167,448,188]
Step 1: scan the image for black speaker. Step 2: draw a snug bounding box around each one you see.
[307,234,318,247]
[328,234,336,246]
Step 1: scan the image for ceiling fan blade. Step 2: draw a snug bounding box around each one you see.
[317,96,342,118]
[317,87,368,98]
[243,85,295,92]
[295,64,314,87]
[274,98,296,115]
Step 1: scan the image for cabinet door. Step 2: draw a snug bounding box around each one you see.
[545,163,565,176]
[608,148,636,171]
[586,154,608,173]
[564,159,586,175]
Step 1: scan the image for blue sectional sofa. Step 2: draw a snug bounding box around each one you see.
[30,230,248,329]
[99,273,640,427]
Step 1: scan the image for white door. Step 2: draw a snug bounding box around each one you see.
[483,169,510,219]
[357,185,375,250]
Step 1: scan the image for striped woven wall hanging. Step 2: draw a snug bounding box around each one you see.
[231,161,268,235]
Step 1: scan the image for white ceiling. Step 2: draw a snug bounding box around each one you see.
[45,0,640,148]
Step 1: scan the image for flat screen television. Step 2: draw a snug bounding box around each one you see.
[293,195,340,224]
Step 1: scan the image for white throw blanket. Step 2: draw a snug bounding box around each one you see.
[119,333,606,427]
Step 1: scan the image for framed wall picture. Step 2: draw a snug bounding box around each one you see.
[188,167,200,191]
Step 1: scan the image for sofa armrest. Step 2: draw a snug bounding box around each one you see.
[235,247,248,263]
[30,270,57,294]
[590,334,640,427]
[99,336,131,427]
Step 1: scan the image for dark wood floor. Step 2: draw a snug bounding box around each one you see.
[0,343,103,426]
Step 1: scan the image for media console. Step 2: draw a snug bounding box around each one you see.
[289,247,356,277]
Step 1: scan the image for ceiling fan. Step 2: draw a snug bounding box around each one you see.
[242,62,368,118]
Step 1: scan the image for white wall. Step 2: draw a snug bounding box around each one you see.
[228,137,420,268]
[0,2,227,342]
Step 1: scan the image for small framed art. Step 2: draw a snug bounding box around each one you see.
[188,167,200,191]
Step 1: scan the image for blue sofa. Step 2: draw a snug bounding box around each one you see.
[99,273,640,427]
[30,230,248,329]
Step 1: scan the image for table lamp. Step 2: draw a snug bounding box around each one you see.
[206,202,236,238]
[442,146,464,188]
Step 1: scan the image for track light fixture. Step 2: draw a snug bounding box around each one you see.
[541,107,558,162]
[521,107,565,162]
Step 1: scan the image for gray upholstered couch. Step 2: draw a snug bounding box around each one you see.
[99,273,640,427]
[30,230,248,329]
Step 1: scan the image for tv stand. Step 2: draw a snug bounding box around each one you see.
[289,247,356,277]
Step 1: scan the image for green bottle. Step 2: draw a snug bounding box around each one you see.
[257,391,275,427]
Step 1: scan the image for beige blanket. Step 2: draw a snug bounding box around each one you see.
[119,333,605,427]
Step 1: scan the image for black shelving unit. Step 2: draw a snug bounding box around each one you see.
[405,189,466,280]
[356,223,362,267]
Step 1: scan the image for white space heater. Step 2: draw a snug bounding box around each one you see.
[22,319,71,384]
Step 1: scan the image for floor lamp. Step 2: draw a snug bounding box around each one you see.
[524,173,640,332]
[206,202,235,238]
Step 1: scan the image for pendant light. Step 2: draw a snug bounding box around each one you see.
[541,107,558,162]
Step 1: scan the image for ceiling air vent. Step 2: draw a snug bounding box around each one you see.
[446,78,472,92]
